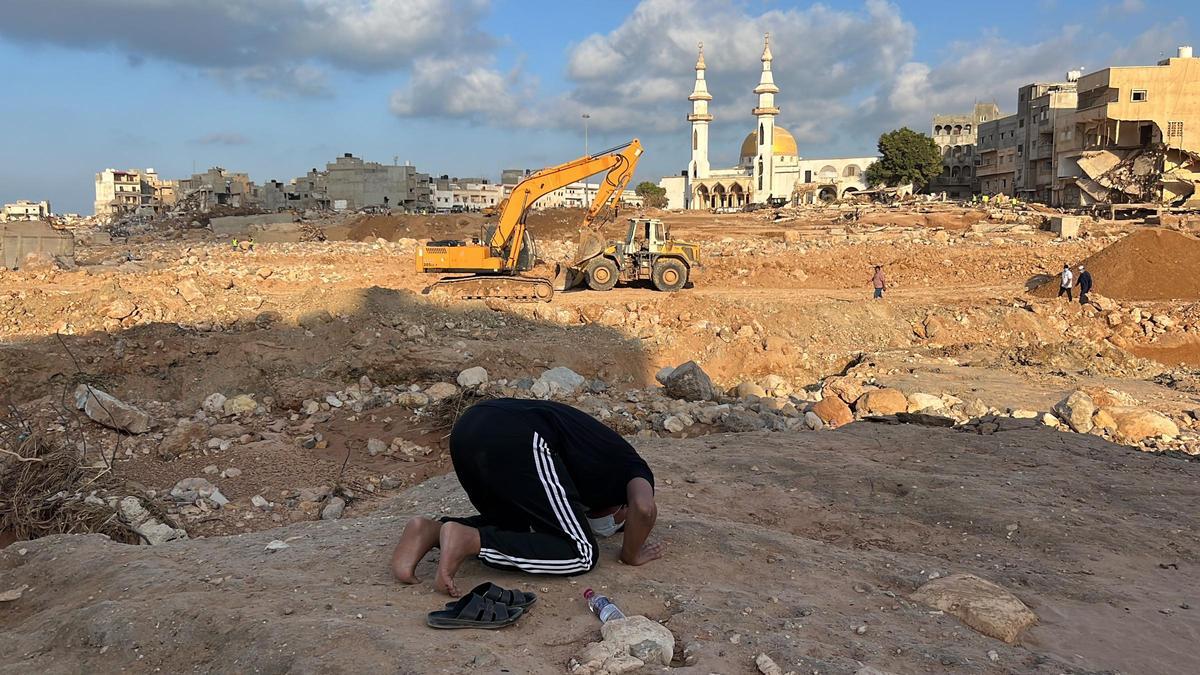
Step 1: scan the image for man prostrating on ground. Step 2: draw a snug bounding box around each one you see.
[391,398,663,596]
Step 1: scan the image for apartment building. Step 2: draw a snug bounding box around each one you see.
[976,115,1021,196]
[94,168,173,217]
[928,103,1002,198]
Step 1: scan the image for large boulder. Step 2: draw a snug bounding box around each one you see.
[854,388,908,416]
[1104,406,1180,444]
[812,396,853,428]
[532,367,586,397]
[906,392,945,413]
[73,384,153,434]
[1053,390,1095,433]
[823,377,863,405]
[662,361,715,402]
[911,573,1038,644]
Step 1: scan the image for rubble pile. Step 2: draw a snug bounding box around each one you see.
[1035,227,1200,301]
[1072,143,1200,206]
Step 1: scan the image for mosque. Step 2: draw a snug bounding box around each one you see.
[658,35,878,210]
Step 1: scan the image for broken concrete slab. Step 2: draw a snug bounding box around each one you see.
[73,384,153,434]
[0,221,75,270]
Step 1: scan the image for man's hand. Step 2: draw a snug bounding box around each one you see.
[619,478,661,566]
[620,540,665,566]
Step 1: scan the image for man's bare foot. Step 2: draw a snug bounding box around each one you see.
[434,521,481,597]
[391,517,442,584]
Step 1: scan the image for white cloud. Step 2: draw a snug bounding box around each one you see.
[389,57,534,124]
[0,0,492,97]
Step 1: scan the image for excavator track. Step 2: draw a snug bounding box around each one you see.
[426,275,554,303]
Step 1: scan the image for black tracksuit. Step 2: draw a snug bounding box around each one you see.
[446,399,653,575]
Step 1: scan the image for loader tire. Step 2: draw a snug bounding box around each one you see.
[586,258,619,291]
[652,258,687,292]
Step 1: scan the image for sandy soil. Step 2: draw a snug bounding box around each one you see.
[3,423,1197,674]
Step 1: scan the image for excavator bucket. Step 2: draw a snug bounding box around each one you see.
[573,230,607,267]
[552,262,584,292]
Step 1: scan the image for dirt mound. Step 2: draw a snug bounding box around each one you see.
[4,425,1197,674]
[341,208,589,243]
[1033,227,1200,300]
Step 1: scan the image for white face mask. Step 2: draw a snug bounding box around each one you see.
[587,513,624,538]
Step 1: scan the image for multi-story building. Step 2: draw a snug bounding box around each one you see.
[93,168,174,217]
[976,115,1021,196]
[1,200,52,221]
[321,153,431,211]
[432,177,505,212]
[1054,46,1200,206]
[928,103,1002,198]
[176,167,253,210]
[1011,81,1078,203]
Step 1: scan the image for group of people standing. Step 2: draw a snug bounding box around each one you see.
[1058,263,1094,304]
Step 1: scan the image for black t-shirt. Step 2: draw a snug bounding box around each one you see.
[474,398,654,510]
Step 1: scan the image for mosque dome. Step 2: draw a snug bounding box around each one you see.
[740,126,798,160]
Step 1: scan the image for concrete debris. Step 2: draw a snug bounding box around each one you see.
[73,384,153,434]
[661,361,715,402]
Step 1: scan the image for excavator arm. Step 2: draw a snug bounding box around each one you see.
[491,139,643,270]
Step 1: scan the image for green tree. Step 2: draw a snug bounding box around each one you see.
[634,181,668,208]
[864,127,943,189]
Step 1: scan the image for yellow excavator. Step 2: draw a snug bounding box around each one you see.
[415,139,644,301]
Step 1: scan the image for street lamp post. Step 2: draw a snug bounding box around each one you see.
[582,113,591,207]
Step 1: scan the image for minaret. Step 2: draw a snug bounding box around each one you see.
[752,33,780,201]
[687,42,712,183]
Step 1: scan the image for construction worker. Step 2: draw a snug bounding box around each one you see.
[391,398,662,597]
[232,238,239,251]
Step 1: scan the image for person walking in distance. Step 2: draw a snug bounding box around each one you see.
[871,265,886,300]
[1058,263,1074,302]
[1077,264,1093,305]
[391,398,662,597]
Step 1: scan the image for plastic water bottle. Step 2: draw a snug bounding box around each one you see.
[583,588,626,623]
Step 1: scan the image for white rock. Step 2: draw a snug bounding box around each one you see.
[264,539,290,552]
[366,438,388,456]
[222,394,257,416]
[1010,409,1038,419]
[804,410,825,430]
[425,382,458,401]
[325,394,344,408]
[536,367,586,396]
[73,384,153,434]
[456,366,489,388]
[202,393,227,415]
[251,495,270,510]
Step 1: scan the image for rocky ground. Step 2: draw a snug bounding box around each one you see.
[2,203,1199,673]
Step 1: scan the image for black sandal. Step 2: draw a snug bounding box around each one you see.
[442,582,538,611]
[427,593,525,630]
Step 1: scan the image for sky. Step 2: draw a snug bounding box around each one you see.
[1,0,1197,214]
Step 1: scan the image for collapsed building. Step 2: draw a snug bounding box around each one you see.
[1054,46,1200,207]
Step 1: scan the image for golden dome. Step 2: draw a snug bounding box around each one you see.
[740,126,798,159]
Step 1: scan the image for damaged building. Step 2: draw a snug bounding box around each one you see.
[1054,46,1200,207]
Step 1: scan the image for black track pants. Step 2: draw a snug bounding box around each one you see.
[446,405,597,575]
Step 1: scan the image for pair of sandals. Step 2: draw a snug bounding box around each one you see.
[426,582,538,630]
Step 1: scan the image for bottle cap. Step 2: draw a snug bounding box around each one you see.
[583,588,595,599]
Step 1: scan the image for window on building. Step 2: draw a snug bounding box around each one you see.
[759,123,764,145]
[1168,121,1184,138]
[692,129,697,150]
[1131,89,1148,102]
[1019,118,1024,128]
